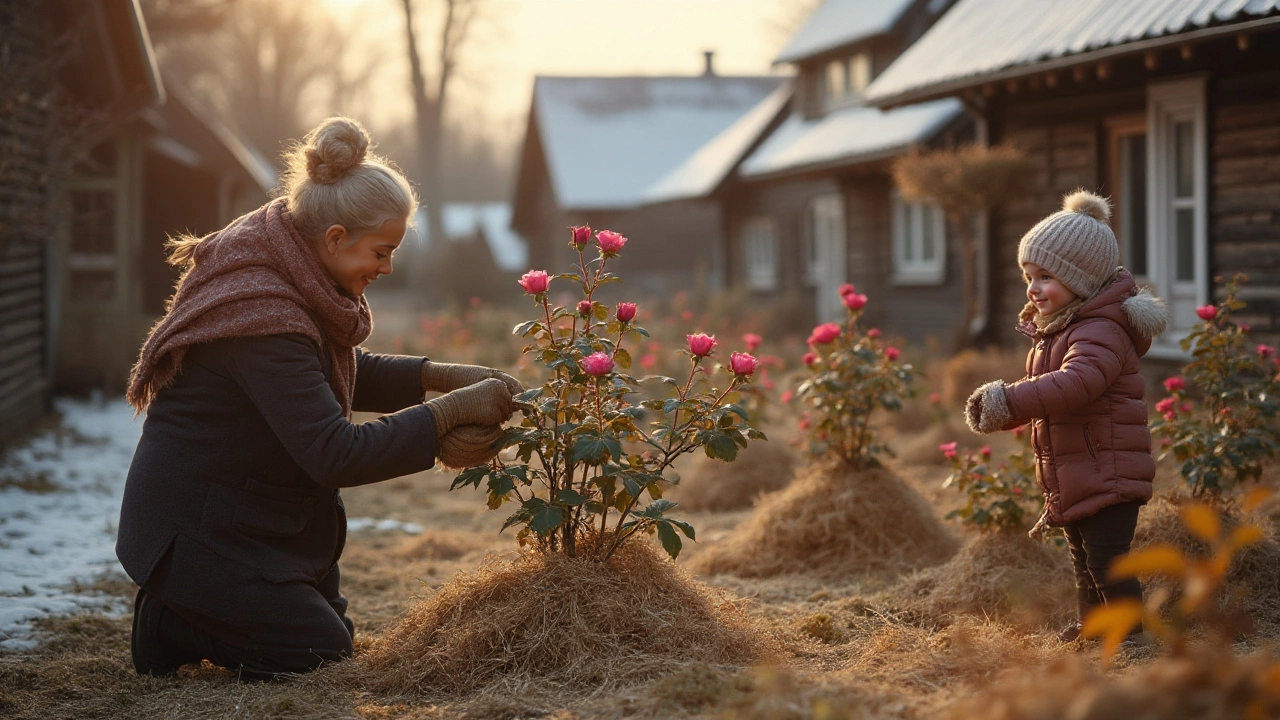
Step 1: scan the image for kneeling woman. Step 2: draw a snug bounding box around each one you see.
[117,117,518,679]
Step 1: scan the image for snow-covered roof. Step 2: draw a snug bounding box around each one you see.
[533,75,787,211]
[411,202,528,272]
[739,98,962,179]
[865,0,1280,107]
[774,0,916,64]
[642,83,792,204]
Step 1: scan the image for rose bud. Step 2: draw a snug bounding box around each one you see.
[838,283,855,297]
[686,333,717,357]
[1258,344,1275,359]
[743,333,762,352]
[570,225,592,247]
[729,351,758,377]
[802,351,818,367]
[938,441,957,459]
[596,230,627,256]
[885,346,900,361]
[1163,376,1186,392]
[807,323,841,346]
[579,351,614,377]
[1196,305,1218,321]
[843,293,868,310]
[518,270,550,294]
[616,302,637,323]
[578,300,593,316]
[867,328,881,338]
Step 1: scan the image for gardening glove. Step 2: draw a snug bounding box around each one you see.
[424,378,514,438]
[965,380,1013,434]
[437,423,505,469]
[420,359,523,396]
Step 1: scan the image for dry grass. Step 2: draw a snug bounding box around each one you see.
[939,347,1027,407]
[893,420,968,467]
[350,536,776,698]
[670,439,798,513]
[890,532,1075,630]
[689,461,958,580]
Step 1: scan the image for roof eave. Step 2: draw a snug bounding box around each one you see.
[773,31,888,66]
[867,15,1280,109]
[740,145,906,184]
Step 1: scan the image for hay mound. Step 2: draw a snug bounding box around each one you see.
[894,421,966,467]
[891,531,1074,627]
[1136,494,1280,634]
[672,440,797,512]
[689,461,957,579]
[353,538,772,696]
[943,649,1280,720]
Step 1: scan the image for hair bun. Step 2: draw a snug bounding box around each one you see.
[304,117,370,185]
[1062,189,1111,223]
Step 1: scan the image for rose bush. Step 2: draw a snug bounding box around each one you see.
[793,285,917,466]
[941,430,1041,534]
[451,226,765,560]
[1151,274,1280,498]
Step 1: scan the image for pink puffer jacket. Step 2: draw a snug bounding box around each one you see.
[969,270,1168,524]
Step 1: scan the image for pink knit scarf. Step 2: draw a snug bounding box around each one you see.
[126,198,372,415]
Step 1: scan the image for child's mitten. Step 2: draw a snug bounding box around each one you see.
[421,360,523,396]
[965,380,1013,434]
[425,378,514,437]
[437,423,504,468]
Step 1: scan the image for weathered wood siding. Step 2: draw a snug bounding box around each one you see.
[0,1,54,441]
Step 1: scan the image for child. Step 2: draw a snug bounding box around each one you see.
[964,190,1168,642]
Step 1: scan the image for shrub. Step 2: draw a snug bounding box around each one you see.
[793,285,917,468]
[451,227,765,560]
[940,427,1040,534]
[1150,274,1280,498]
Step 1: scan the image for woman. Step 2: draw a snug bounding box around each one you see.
[117,117,519,679]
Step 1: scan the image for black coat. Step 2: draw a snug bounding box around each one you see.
[116,334,437,620]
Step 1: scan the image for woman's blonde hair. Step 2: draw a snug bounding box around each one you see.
[167,116,417,266]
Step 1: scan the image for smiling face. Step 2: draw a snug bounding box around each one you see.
[317,217,407,297]
[1022,261,1077,316]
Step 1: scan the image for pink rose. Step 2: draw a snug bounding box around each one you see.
[838,283,855,297]
[616,302,637,323]
[938,441,957,459]
[687,333,717,357]
[929,392,941,405]
[807,323,841,346]
[980,445,991,459]
[729,352,758,377]
[596,229,627,255]
[1241,323,1251,333]
[1155,398,1176,415]
[1013,425,1025,439]
[802,352,818,367]
[518,270,550,294]
[578,300,593,316]
[681,310,694,322]
[1258,344,1275,359]
[570,225,592,247]
[579,351,614,377]
[843,293,868,310]
[1163,376,1186,393]
[781,390,794,403]
[640,353,657,370]
[885,346,900,361]
[867,328,881,338]
[1196,305,1218,321]
[1013,486,1024,496]
[743,333,762,352]
[798,416,811,430]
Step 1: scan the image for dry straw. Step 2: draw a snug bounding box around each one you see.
[351,536,775,697]
[671,439,797,512]
[690,460,957,579]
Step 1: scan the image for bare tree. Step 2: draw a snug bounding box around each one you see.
[399,0,482,285]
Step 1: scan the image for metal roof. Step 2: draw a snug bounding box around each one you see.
[774,0,915,64]
[739,98,962,180]
[865,0,1280,107]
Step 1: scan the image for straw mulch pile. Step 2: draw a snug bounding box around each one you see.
[350,536,775,698]
[942,648,1280,720]
[893,420,967,467]
[1135,493,1280,634]
[671,439,797,512]
[890,531,1074,628]
[689,460,958,579]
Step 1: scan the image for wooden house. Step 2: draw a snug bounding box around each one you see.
[510,60,786,299]
[865,0,1280,353]
[646,0,970,343]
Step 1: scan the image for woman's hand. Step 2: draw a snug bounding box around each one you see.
[424,378,514,437]
[421,360,523,396]
[437,424,504,468]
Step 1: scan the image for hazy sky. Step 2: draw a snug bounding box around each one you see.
[326,0,805,143]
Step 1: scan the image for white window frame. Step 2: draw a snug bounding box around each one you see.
[808,194,847,322]
[824,52,869,112]
[1146,75,1208,358]
[891,192,946,285]
[742,216,778,291]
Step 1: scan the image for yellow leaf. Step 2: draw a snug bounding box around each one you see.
[1178,573,1216,615]
[1261,664,1280,695]
[1081,600,1144,664]
[1181,503,1222,542]
[1109,544,1187,580]
[1226,524,1265,553]
[1243,486,1274,514]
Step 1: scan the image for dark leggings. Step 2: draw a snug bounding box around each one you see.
[1063,500,1144,620]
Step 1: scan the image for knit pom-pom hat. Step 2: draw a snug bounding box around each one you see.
[1017,190,1120,298]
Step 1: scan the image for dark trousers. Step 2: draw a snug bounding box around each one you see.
[1063,500,1144,620]
[133,563,355,680]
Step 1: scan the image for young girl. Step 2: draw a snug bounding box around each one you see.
[117,117,520,679]
[964,190,1168,642]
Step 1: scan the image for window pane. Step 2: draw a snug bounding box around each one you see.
[70,190,115,255]
[1174,121,1194,198]
[826,61,844,100]
[905,204,919,261]
[70,270,115,302]
[1175,207,1194,282]
[922,206,936,261]
[850,54,871,94]
[1122,134,1148,276]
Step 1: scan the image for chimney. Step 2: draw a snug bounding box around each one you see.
[702,50,715,76]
